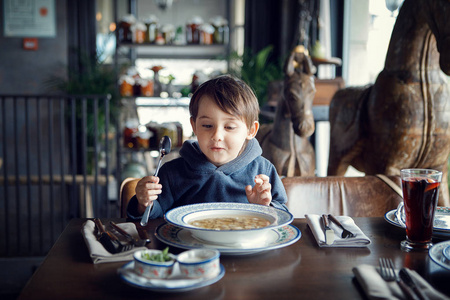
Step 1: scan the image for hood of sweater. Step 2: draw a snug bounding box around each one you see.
[179,138,263,175]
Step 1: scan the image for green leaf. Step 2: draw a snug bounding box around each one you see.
[228,45,284,107]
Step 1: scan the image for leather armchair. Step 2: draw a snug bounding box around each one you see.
[120,175,403,218]
[282,175,402,217]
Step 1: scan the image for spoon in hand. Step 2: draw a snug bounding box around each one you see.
[140,135,172,227]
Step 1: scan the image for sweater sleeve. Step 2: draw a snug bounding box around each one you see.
[126,195,142,220]
[268,165,289,211]
[126,164,175,220]
[126,195,165,220]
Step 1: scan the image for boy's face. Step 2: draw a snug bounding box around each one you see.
[190,96,259,167]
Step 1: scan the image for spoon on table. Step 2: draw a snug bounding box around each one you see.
[140,135,172,227]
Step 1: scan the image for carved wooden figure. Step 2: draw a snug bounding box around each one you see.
[257,45,316,177]
[327,0,450,206]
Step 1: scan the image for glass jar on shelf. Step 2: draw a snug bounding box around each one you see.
[136,125,152,149]
[146,122,162,149]
[161,24,175,45]
[131,21,147,44]
[186,16,203,44]
[143,15,159,43]
[199,24,214,45]
[119,75,135,97]
[140,78,154,97]
[173,26,185,45]
[118,14,137,43]
[151,65,164,97]
[210,16,229,44]
[174,122,184,148]
[160,122,178,149]
[123,119,139,149]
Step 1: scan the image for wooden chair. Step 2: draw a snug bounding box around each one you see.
[120,177,139,218]
[119,175,403,218]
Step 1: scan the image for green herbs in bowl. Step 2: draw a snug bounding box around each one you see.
[134,248,177,279]
[141,247,173,262]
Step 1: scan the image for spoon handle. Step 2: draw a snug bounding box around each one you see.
[140,155,164,227]
[140,205,152,227]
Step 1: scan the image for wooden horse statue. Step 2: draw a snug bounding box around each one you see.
[327,0,450,206]
[257,45,316,177]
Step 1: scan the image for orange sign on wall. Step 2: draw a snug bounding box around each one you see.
[23,38,39,51]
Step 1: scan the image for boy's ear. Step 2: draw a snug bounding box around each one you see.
[190,117,197,135]
[247,121,259,139]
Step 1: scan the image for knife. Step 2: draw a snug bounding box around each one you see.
[94,218,119,254]
[322,214,335,245]
[110,221,148,246]
[327,214,356,238]
[399,268,429,300]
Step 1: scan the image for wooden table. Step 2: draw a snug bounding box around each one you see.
[18,218,450,300]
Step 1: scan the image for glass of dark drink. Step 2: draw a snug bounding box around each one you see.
[400,168,442,251]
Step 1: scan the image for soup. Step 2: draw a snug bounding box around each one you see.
[189,215,271,230]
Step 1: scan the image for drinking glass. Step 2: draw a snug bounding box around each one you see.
[400,168,442,251]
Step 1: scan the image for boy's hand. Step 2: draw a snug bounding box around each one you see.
[135,176,162,215]
[245,174,272,206]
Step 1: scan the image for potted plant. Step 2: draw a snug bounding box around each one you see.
[46,50,119,174]
[229,45,284,108]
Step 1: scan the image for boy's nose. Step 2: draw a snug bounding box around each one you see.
[211,128,224,141]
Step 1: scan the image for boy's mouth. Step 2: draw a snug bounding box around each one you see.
[210,145,225,151]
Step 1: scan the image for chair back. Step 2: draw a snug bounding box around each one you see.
[120,178,139,218]
[120,175,403,218]
[282,175,402,217]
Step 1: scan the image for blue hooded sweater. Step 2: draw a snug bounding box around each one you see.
[127,138,288,220]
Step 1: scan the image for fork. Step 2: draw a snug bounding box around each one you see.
[110,221,148,247]
[106,230,134,252]
[327,214,356,238]
[379,258,419,300]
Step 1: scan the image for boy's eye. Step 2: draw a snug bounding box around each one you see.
[225,126,236,130]
[202,124,213,128]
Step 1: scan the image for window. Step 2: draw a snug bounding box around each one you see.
[343,0,399,86]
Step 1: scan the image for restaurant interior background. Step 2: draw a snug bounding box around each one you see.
[0,0,423,298]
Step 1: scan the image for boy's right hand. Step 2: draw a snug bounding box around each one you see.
[135,176,162,215]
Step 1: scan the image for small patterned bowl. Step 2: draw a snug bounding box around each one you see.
[133,249,176,279]
[177,249,220,279]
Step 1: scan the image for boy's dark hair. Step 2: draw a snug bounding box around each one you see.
[189,75,260,128]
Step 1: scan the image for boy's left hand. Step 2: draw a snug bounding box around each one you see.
[245,174,272,206]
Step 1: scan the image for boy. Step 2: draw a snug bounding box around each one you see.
[127,75,288,220]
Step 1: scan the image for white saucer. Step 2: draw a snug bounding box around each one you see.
[155,223,301,255]
[443,245,450,262]
[118,261,225,292]
[429,240,450,271]
[384,207,450,239]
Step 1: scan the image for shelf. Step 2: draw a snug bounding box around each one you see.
[260,105,329,122]
[127,97,190,107]
[121,147,164,154]
[118,43,229,59]
[311,57,342,66]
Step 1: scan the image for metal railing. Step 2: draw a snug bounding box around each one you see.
[0,95,118,256]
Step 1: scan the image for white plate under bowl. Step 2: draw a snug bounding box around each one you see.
[165,203,293,246]
[384,207,450,239]
[429,240,450,271]
[118,261,225,292]
[155,222,301,255]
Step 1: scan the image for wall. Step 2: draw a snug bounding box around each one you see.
[0,0,68,94]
